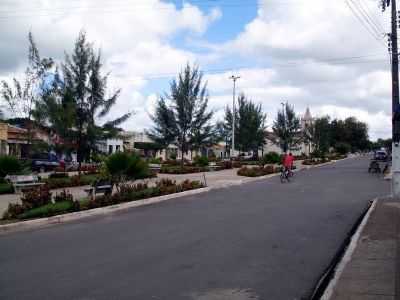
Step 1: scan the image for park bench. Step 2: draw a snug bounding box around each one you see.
[5,174,44,193]
[84,179,113,199]
[148,163,161,172]
[208,162,219,171]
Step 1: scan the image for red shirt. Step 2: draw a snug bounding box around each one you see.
[283,155,294,168]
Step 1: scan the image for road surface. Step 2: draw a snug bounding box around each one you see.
[0,157,389,300]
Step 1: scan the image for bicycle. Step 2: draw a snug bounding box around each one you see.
[280,166,293,183]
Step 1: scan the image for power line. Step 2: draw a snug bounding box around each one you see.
[348,0,385,39]
[357,0,386,33]
[345,0,387,48]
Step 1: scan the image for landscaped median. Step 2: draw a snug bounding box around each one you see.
[237,165,281,177]
[1,179,204,223]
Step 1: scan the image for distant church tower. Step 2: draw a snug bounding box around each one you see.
[301,107,313,130]
[301,107,313,156]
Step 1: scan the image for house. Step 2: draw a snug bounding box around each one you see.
[97,138,124,155]
[0,122,28,157]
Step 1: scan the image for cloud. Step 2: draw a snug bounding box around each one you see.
[209,0,392,140]
[0,0,220,131]
[0,0,392,141]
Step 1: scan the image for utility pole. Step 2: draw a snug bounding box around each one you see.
[382,0,400,196]
[230,75,240,158]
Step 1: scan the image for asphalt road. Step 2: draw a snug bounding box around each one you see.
[0,157,390,300]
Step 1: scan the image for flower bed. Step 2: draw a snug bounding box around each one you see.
[44,174,98,189]
[237,165,279,177]
[302,158,331,165]
[160,166,209,174]
[2,179,204,221]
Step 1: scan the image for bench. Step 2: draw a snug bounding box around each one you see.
[84,180,113,199]
[148,163,161,172]
[5,175,44,193]
[208,162,219,171]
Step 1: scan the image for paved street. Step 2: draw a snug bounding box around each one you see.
[0,157,389,300]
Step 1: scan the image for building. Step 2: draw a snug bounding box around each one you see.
[262,107,314,156]
[97,138,124,155]
[0,122,28,157]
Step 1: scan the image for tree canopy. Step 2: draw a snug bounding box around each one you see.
[272,102,301,152]
[148,64,214,164]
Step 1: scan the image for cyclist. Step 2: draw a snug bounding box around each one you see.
[282,152,294,175]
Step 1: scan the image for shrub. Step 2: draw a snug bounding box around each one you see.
[262,152,281,165]
[0,182,14,194]
[160,166,207,174]
[163,159,180,166]
[148,157,162,164]
[217,160,233,169]
[0,156,22,178]
[54,190,74,203]
[194,156,209,167]
[105,152,150,184]
[237,165,278,177]
[49,172,69,179]
[44,174,97,189]
[302,158,331,165]
[18,201,75,220]
[335,142,351,155]
[232,161,243,168]
[21,185,52,210]
[2,203,25,219]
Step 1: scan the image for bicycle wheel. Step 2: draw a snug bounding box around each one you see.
[280,172,285,183]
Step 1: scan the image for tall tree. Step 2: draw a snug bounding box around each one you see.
[330,117,369,152]
[223,94,266,155]
[146,97,177,151]
[272,102,301,152]
[150,64,214,167]
[38,31,131,164]
[1,32,53,153]
[307,116,331,157]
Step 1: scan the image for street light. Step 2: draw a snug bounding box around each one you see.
[230,75,240,158]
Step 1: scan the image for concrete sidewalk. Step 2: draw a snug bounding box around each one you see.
[323,197,400,300]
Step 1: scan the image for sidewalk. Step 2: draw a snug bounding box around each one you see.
[322,197,400,300]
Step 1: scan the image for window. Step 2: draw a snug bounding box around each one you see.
[116,145,120,152]
[108,145,113,154]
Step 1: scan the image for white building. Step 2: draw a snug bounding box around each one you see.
[97,138,124,154]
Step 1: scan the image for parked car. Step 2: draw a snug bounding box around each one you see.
[31,153,61,172]
[374,150,388,161]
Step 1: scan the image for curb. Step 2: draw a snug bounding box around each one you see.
[0,157,350,235]
[312,198,378,300]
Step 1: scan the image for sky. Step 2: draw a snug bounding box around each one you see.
[0,0,393,140]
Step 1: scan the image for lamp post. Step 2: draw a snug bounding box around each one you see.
[230,75,240,158]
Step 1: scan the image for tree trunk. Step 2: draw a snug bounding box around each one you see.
[181,141,184,170]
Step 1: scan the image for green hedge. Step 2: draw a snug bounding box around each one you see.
[44,174,98,189]
[0,182,14,194]
[18,201,75,219]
